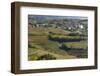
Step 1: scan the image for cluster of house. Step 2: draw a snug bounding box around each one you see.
[29,22,85,32]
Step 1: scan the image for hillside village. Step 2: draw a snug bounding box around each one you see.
[28,16,88,32]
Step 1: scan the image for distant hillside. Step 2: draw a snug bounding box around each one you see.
[28,15,88,32]
[28,15,87,23]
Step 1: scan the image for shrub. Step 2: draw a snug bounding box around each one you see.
[28,54,38,60]
[68,32,80,36]
[68,32,87,36]
[37,54,56,60]
[48,34,86,42]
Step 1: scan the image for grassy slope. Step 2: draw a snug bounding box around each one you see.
[28,27,87,60]
[62,41,87,49]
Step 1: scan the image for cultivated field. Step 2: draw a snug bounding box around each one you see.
[28,27,88,61]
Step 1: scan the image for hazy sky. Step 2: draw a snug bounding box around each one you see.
[28,15,88,20]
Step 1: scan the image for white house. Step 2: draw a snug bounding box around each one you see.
[79,25,84,29]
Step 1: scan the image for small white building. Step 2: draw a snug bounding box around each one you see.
[79,25,84,29]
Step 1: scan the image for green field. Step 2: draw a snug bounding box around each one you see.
[28,27,88,61]
[62,41,87,50]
